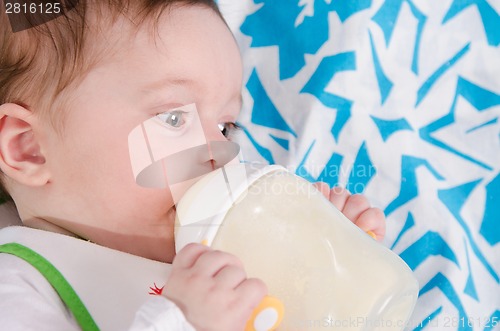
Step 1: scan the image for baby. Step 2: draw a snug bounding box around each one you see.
[0,1,385,330]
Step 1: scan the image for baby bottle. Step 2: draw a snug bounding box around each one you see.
[175,163,419,331]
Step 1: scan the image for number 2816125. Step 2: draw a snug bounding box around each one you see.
[5,2,61,14]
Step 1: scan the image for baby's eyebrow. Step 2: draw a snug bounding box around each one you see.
[141,77,195,93]
[139,77,197,108]
[140,76,242,113]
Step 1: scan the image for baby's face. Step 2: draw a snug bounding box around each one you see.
[38,5,242,263]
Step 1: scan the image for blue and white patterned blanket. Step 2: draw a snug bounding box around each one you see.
[218,1,500,329]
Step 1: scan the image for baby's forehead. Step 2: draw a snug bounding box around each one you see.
[82,5,223,72]
[80,4,227,89]
[61,6,240,119]
[91,5,233,89]
[57,8,183,97]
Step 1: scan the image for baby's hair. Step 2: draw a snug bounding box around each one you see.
[0,0,222,200]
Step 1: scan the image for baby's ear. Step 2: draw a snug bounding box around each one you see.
[0,103,50,187]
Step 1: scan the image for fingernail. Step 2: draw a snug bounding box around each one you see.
[366,230,377,240]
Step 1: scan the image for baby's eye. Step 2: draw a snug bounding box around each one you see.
[218,122,241,138]
[156,110,187,128]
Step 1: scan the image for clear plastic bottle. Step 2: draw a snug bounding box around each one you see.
[175,163,419,331]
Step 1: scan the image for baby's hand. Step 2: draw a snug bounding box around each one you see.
[313,182,386,241]
[163,243,267,331]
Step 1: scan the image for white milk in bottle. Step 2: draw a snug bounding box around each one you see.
[175,163,419,331]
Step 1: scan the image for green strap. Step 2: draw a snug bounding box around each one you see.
[0,243,100,331]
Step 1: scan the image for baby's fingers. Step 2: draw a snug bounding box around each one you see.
[354,207,386,242]
[341,194,370,223]
[214,265,247,289]
[235,278,268,311]
[173,242,212,270]
[328,186,351,211]
[313,182,330,199]
[193,249,244,277]
[313,182,350,211]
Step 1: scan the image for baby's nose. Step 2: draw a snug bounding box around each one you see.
[201,122,228,143]
[205,141,240,169]
[200,121,239,166]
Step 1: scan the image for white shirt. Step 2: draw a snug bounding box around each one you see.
[0,226,195,331]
